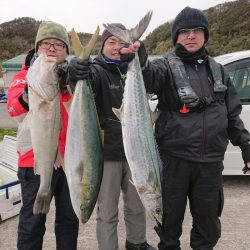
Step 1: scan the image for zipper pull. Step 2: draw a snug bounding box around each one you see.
[179,104,190,114]
[195,64,198,71]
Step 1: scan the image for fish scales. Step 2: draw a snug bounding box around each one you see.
[64,27,103,223]
[26,53,61,214]
[105,11,162,223]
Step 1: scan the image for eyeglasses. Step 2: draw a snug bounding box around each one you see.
[39,41,66,51]
[179,27,204,37]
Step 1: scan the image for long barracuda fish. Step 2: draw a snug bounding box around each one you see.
[64,27,104,223]
[104,11,162,223]
[26,53,61,214]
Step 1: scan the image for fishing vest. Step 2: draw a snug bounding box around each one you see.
[167,52,227,112]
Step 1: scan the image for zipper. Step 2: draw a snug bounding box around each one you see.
[195,64,206,160]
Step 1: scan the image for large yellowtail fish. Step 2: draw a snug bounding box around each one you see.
[64,27,104,223]
[104,11,162,223]
[26,53,61,214]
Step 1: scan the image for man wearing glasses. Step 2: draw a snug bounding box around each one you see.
[7,21,79,250]
[111,6,250,250]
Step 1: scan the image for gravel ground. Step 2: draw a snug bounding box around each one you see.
[0,175,250,250]
[1,104,250,249]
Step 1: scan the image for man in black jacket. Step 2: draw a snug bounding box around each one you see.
[69,7,250,250]
[68,24,155,250]
[120,6,250,250]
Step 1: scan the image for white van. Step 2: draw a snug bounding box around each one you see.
[149,50,250,175]
[216,50,250,174]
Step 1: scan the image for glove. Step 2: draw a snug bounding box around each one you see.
[68,57,90,84]
[57,61,68,90]
[23,84,28,100]
[120,43,135,63]
[119,41,148,68]
[18,83,29,110]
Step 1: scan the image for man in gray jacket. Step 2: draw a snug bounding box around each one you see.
[67,24,155,250]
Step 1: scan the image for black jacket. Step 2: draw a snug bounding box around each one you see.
[143,55,250,162]
[90,54,127,161]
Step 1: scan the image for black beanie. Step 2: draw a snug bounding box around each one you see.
[171,7,209,46]
[101,23,126,51]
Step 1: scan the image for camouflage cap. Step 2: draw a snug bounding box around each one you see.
[35,21,70,53]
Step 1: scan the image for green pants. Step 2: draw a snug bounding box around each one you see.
[96,161,147,250]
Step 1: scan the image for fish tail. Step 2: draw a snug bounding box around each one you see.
[33,191,51,214]
[103,10,153,43]
[71,26,100,60]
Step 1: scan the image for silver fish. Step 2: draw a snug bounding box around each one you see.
[104,11,162,223]
[64,27,104,223]
[26,53,61,214]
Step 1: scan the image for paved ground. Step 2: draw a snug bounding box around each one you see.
[0,172,250,249]
[1,105,250,249]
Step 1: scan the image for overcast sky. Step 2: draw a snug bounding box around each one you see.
[1,0,236,38]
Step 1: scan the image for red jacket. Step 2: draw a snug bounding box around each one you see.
[7,63,71,167]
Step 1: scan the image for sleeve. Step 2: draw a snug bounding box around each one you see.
[142,57,170,95]
[7,65,29,117]
[89,64,102,95]
[225,67,250,162]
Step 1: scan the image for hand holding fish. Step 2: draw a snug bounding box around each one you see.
[68,57,90,83]
[119,41,148,67]
[119,41,141,54]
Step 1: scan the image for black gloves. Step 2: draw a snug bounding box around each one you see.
[241,144,250,174]
[25,48,36,68]
[57,61,68,91]
[120,43,135,63]
[119,41,148,68]
[137,41,148,68]
[68,57,90,84]
[18,83,29,110]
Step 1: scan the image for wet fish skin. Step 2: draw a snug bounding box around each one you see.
[65,79,103,223]
[105,11,162,223]
[26,53,61,214]
[64,27,103,223]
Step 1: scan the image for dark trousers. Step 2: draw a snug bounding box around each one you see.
[157,155,224,250]
[17,167,79,250]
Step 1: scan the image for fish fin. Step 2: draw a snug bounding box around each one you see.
[112,107,121,121]
[63,97,73,113]
[33,191,51,214]
[70,28,83,58]
[103,10,152,43]
[54,149,64,169]
[71,26,100,60]
[83,26,100,60]
[150,110,161,125]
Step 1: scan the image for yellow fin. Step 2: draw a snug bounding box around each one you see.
[71,26,100,60]
[63,97,73,113]
[150,110,161,125]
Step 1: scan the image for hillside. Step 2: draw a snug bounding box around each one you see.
[144,0,250,56]
[0,0,249,77]
[0,18,102,77]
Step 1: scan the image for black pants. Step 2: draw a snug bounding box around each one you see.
[17,167,79,250]
[157,155,224,250]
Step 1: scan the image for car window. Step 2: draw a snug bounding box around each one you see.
[225,58,250,103]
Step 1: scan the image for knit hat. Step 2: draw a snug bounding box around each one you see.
[101,23,126,51]
[171,7,209,46]
[35,21,70,53]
